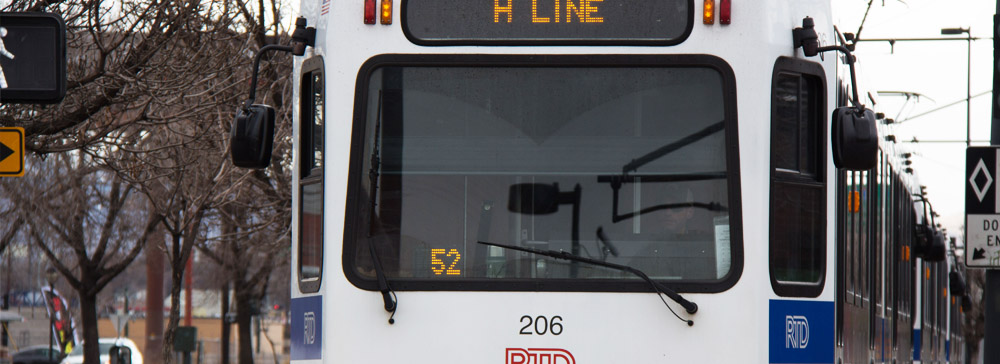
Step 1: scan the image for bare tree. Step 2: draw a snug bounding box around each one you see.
[197,183,290,364]
[1,1,295,363]
[1,153,161,364]
[963,268,986,363]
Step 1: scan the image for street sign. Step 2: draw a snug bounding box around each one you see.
[173,326,197,352]
[0,12,66,104]
[110,312,129,337]
[0,127,24,177]
[966,146,1000,267]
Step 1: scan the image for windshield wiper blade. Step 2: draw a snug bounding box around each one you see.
[477,240,697,326]
[367,89,397,324]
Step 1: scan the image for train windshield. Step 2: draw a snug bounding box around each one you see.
[347,56,740,290]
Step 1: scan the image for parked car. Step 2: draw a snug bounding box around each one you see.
[60,339,141,364]
[12,345,64,364]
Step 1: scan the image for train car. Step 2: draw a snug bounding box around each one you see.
[227,0,968,363]
[834,130,965,364]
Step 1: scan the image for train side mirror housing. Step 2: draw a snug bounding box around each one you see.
[832,107,878,170]
[230,17,315,169]
[924,230,947,262]
[950,271,967,297]
[912,222,931,258]
[508,183,560,214]
[230,104,275,168]
[108,346,131,364]
[794,16,879,171]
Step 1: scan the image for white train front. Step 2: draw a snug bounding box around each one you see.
[227,0,969,363]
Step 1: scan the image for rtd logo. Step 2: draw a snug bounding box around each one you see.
[303,312,316,345]
[785,315,810,349]
[506,348,576,364]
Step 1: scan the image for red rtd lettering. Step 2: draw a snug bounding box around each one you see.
[506,348,576,364]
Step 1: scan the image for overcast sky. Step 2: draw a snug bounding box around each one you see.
[833,0,997,246]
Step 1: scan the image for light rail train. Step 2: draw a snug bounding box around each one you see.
[228,0,970,363]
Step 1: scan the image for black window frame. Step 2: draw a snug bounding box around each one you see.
[768,56,827,298]
[342,53,743,293]
[298,56,325,294]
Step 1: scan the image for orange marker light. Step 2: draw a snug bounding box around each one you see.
[703,0,714,25]
[380,0,392,24]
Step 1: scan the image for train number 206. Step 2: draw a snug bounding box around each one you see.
[519,315,563,335]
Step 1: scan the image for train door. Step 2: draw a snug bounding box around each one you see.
[838,168,870,364]
[899,191,915,364]
[835,77,872,364]
[870,154,885,363]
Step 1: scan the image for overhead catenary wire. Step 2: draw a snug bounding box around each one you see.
[895,90,991,123]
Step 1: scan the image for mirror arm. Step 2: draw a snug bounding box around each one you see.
[794,17,863,112]
[815,45,863,112]
[244,44,295,109]
[243,17,316,109]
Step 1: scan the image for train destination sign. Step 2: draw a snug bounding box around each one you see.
[966,146,1000,267]
[402,0,692,45]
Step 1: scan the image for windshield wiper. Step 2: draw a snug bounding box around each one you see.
[477,240,697,326]
[367,89,397,324]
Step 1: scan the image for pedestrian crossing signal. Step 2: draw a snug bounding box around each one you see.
[0,13,66,104]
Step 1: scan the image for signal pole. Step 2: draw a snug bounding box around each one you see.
[986,8,1000,364]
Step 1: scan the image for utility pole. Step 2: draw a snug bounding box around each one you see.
[146,231,165,364]
[985,7,1000,364]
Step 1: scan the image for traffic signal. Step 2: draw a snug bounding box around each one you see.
[0,12,66,104]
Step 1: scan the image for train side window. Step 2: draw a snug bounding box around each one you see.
[769,57,826,297]
[299,56,325,293]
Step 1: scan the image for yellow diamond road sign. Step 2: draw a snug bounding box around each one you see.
[0,127,25,177]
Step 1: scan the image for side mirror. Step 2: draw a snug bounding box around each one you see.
[108,346,131,364]
[912,222,933,259]
[950,271,967,297]
[924,230,946,262]
[832,107,878,170]
[508,183,560,214]
[230,104,276,168]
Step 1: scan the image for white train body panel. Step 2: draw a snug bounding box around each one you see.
[274,0,964,363]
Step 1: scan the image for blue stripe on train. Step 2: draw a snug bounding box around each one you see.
[290,296,323,360]
[913,329,921,361]
[768,300,834,364]
[881,318,885,363]
[946,339,950,362]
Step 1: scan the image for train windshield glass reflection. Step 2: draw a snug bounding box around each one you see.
[351,62,736,286]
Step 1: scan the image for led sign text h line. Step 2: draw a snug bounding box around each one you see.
[493,0,605,23]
